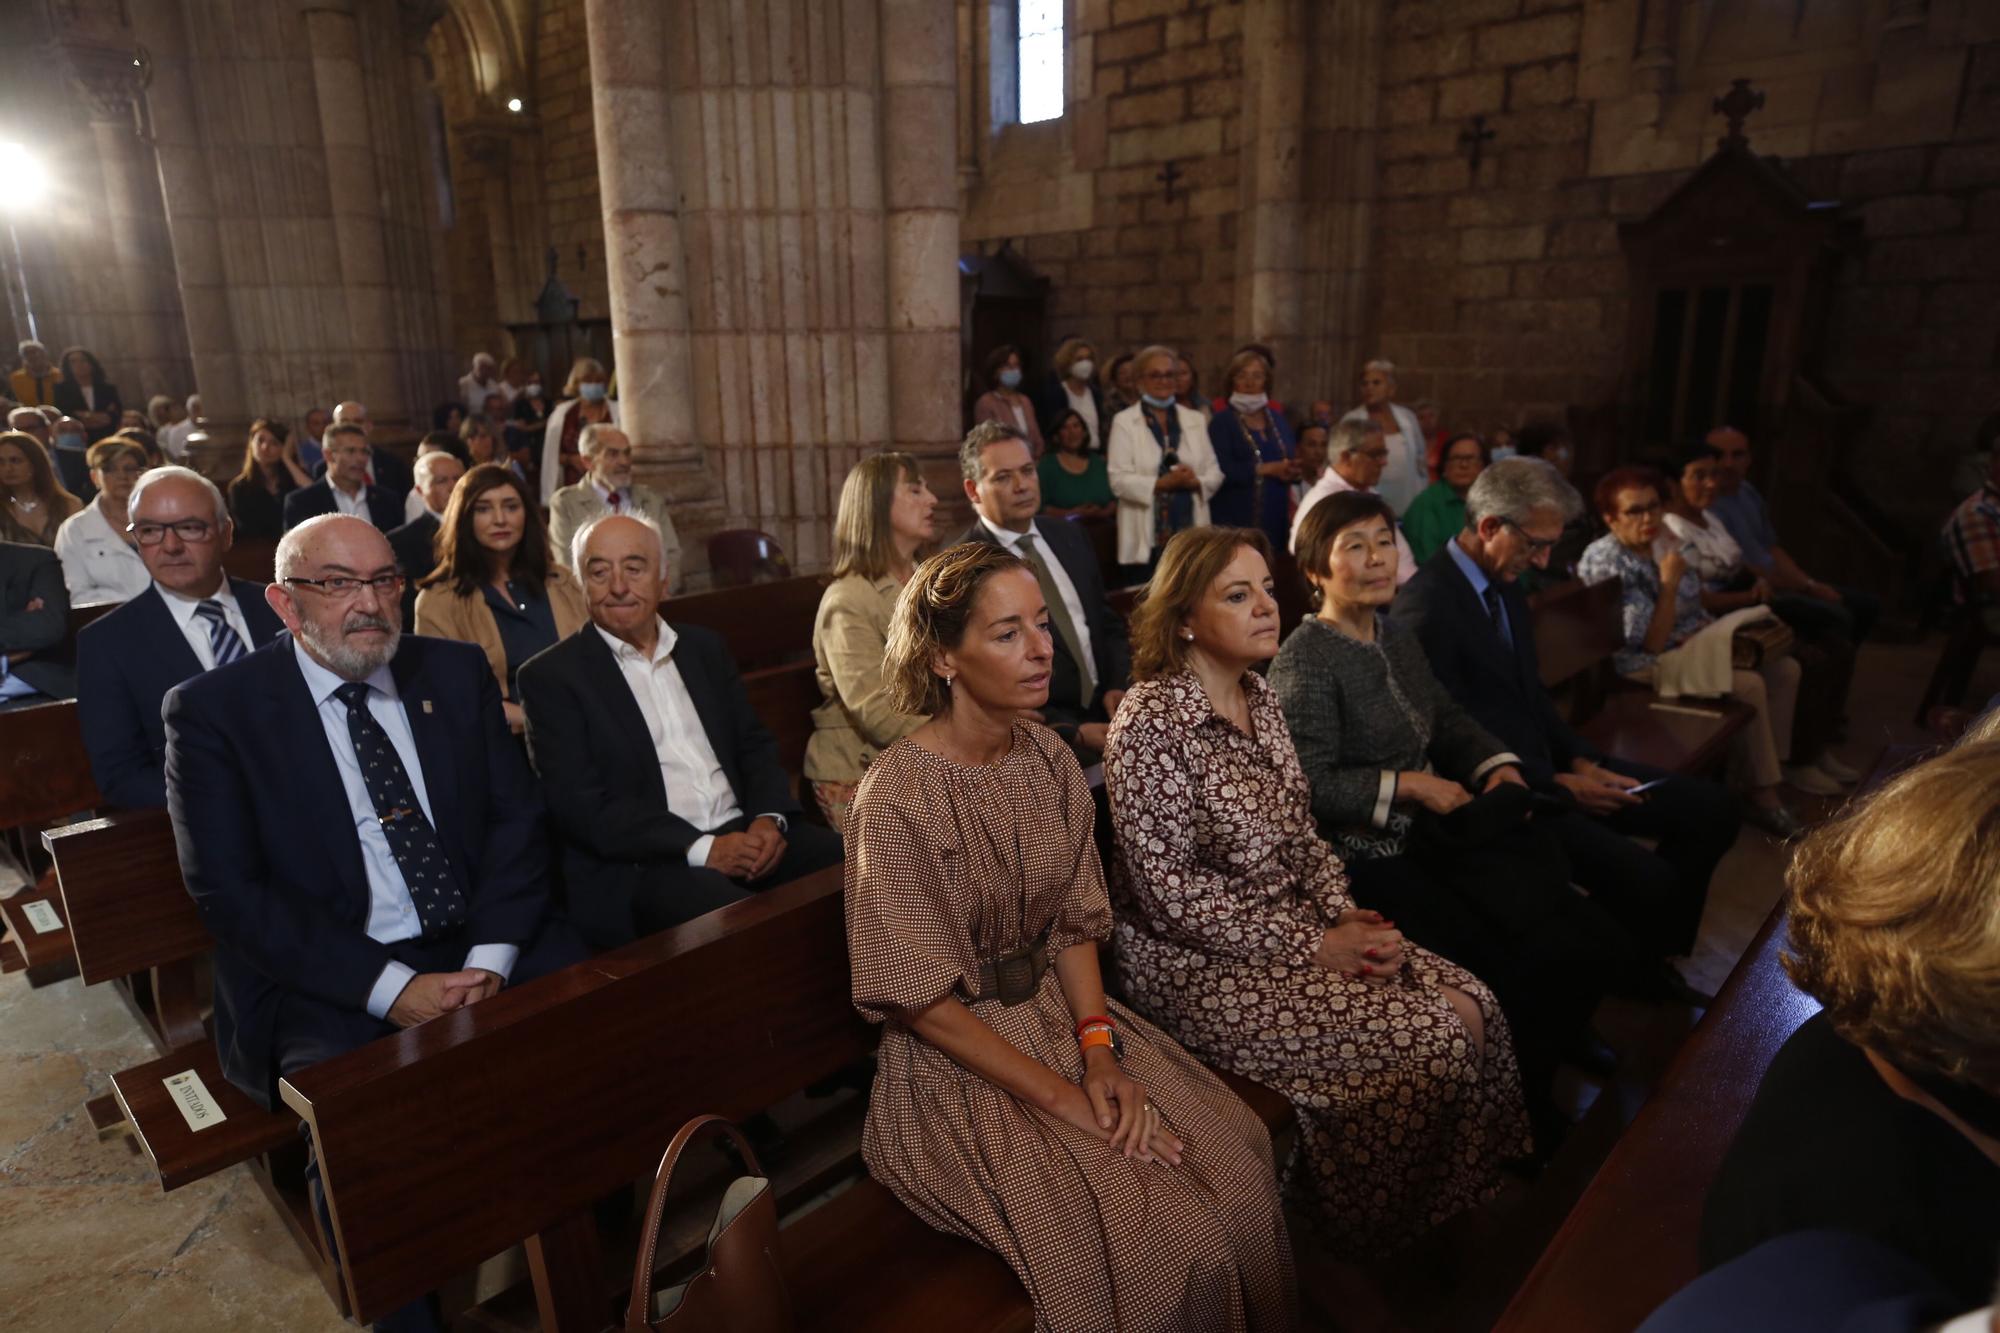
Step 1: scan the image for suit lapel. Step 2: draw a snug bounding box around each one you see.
[578,628,673,807]
[393,644,460,857]
[266,635,372,909]
[668,631,732,771]
[130,586,205,696]
[1440,557,1530,696]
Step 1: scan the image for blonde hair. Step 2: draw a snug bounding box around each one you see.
[562,357,608,399]
[882,543,1032,716]
[1052,337,1093,378]
[1784,739,2000,1091]
[1129,526,1273,681]
[831,452,923,581]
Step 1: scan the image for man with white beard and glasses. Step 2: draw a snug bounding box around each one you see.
[162,514,581,1332]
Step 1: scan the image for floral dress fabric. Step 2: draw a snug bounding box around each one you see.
[1102,671,1531,1254]
[846,721,1297,1332]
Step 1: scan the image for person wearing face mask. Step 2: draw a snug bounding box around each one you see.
[1035,337,1104,453]
[47,413,97,503]
[971,343,1046,457]
[1105,344,1224,583]
[416,464,588,736]
[540,357,618,504]
[1207,348,1298,550]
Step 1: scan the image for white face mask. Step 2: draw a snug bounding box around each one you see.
[524,383,542,397]
[1069,358,1095,382]
[1230,392,1269,414]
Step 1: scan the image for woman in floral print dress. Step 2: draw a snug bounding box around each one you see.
[1103,526,1531,1254]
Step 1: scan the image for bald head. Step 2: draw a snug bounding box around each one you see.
[270,516,403,680]
[332,401,369,429]
[576,513,667,651]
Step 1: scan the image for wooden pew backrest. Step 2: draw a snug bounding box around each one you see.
[0,699,103,830]
[44,808,208,989]
[663,575,829,672]
[742,659,821,815]
[281,868,869,1322]
[1529,578,1623,692]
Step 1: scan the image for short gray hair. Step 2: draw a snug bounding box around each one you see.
[570,510,669,577]
[577,422,625,458]
[1364,358,1397,378]
[1464,456,1583,529]
[1133,343,1179,378]
[1327,418,1382,460]
[412,450,460,488]
[958,419,1029,483]
[129,464,227,527]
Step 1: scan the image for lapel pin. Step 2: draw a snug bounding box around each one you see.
[422,699,433,714]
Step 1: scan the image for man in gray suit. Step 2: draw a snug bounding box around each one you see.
[546,425,682,591]
[0,540,73,706]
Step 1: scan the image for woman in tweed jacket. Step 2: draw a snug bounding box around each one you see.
[1269,489,1637,1149]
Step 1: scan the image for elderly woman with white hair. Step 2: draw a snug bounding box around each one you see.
[1105,343,1223,583]
[539,357,619,503]
[1343,358,1428,515]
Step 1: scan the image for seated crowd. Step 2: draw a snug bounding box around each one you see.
[11,334,1994,1333]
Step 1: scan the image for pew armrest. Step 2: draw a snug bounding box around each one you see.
[112,1043,300,1192]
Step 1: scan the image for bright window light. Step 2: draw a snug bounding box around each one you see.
[0,141,48,214]
[1018,0,1064,125]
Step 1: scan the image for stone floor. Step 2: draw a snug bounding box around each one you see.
[0,634,1987,1332]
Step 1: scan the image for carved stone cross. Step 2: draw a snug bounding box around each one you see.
[1156,160,1183,204]
[1458,115,1496,172]
[1713,78,1765,149]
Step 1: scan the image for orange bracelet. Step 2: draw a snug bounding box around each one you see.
[1080,1027,1115,1053]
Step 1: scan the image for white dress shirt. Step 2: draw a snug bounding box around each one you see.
[597,618,782,868]
[591,479,630,509]
[330,478,371,519]
[159,417,195,461]
[53,499,152,604]
[156,578,253,670]
[977,513,1096,697]
[1287,466,1418,585]
[292,642,518,1019]
[1065,381,1100,452]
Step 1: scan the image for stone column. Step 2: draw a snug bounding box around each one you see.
[1239,0,1381,402]
[80,78,190,404]
[585,0,962,581]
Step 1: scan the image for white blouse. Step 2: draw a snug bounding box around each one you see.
[1658,511,1745,586]
[53,499,151,604]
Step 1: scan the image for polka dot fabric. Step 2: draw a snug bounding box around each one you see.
[334,682,466,935]
[845,722,1297,1332]
[1103,671,1532,1255]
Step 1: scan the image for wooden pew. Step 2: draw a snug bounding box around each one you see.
[1530,578,1753,776]
[663,574,828,672]
[282,868,1296,1330]
[1492,901,1819,1331]
[222,536,278,585]
[741,658,824,823]
[0,698,103,983]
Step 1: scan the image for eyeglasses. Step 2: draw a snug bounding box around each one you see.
[283,573,406,598]
[1617,501,1663,519]
[1499,518,1560,553]
[128,519,217,545]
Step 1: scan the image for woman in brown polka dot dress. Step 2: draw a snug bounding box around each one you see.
[1103,527,1531,1256]
[846,543,1297,1332]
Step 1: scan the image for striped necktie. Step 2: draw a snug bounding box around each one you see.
[194,599,247,668]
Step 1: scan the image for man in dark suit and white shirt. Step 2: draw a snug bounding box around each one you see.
[517,513,843,951]
[952,421,1130,753]
[0,539,72,706]
[385,448,462,624]
[164,514,579,1331]
[77,466,284,806]
[1390,458,1740,972]
[285,422,403,532]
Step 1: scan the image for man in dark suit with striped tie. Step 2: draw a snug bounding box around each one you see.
[76,466,285,808]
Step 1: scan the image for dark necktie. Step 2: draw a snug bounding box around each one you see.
[1482,584,1511,648]
[194,599,247,667]
[1017,532,1094,707]
[333,681,465,937]
[606,490,622,511]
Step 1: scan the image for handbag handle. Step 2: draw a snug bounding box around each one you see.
[625,1114,769,1331]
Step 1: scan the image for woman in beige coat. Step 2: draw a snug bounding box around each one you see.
[804,452,939,827]
[414,463,588,734]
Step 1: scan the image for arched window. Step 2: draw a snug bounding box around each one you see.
[1016,0,1064,124]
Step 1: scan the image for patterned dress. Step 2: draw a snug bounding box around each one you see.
[846,722,1297,1333]
[1103,671,1532,1254]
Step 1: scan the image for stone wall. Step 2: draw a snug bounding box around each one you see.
[1371,0,2000,534]
[531,0,609,322]
[962,0,1250,397]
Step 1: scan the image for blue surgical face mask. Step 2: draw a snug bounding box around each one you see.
[998,367,1023,389]
[1141,392,1176,409]
[579,382,607,403]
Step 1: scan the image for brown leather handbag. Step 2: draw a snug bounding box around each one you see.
[624,1115,796,1333]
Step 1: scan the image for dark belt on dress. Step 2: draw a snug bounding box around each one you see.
[969,922,1055,1006]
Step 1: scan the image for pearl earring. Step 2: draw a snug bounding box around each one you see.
[944,674,954,688]
[1181,629,1195,641]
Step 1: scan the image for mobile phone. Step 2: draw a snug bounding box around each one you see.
[1624,778,1668,797]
